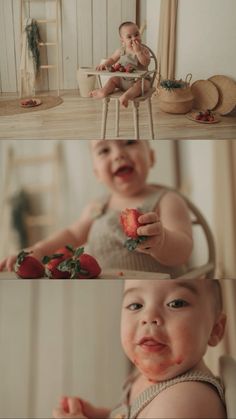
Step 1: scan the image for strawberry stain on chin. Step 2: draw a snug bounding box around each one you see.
[134,355,184,381]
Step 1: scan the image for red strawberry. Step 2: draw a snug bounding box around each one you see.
[77,253,101,279]
[42,245,74,279]
[120,209,148,251]
[120,208,142,239]
[112,63,122,71]
[60,397,69,413]
[125,64,135,73]
[119,65,126,72]
[58,246,101,279]
[15,250,45,279]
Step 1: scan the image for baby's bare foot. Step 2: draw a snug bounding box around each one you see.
[89,89,106,99]
[119,95,129,108]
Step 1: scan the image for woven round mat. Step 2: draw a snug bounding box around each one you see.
[208,75,236,115]
[191,79,219,110]
[0,96,63,116]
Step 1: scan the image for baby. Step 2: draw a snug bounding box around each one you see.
[52,279,227,419]
[89,21,151,107]
[0,140,193,278]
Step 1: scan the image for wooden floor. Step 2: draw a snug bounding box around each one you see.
[0,90,236,140]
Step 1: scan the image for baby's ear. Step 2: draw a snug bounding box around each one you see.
[208,312,227,346]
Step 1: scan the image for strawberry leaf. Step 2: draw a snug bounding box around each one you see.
[42,253,64,264]
[124,236,147,251]
[65,244,75,253]
[74,246,84,258]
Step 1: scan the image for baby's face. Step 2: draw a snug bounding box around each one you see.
[120,24,141,50]
[121,279,225,382]
[91,140,154,197]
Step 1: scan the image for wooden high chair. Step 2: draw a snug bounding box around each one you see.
[219,355,236,419]
[99,44,158,140]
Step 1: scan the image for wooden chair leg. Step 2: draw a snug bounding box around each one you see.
[147,98,154,139]
[132,101,140,139]
[115,99,120,137]
[101,97,110,139]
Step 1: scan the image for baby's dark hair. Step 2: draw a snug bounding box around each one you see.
[119,21,138,35]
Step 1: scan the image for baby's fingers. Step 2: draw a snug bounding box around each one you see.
[67,397,83,415]
[0,258,7,271]
[137,221,162,237]
[138,212,159,224]
[53,407,67,418]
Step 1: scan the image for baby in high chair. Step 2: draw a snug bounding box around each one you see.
[53,279,227,419]
[0,140,193,278]
[89,21,151,107]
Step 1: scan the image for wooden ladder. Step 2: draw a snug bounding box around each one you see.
[20,0,61,95]
[0,143,62,257]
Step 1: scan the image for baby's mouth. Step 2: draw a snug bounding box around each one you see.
[114,165,134,178]
[138,337,167,353]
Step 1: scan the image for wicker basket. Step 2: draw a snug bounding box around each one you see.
[157,74,194,114]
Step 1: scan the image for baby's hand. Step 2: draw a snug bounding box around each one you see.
[53,396,87,419]
[96,63,107,71]
[135,211,165,257]
[0,248,43,272]
[0,254,18,272]
[132,39,141,53]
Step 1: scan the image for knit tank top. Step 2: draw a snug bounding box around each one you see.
[110,369,225,419]
[85,188,187,278]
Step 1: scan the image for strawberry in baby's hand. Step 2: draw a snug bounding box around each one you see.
[42,245,74,279]
[58,246,102,279]
[14,250,45,279]
[60,396,69,413]
[120,208,147,251]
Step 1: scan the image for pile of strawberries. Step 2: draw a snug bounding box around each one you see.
[109,63,135,73]
[21,99,38,106]
[120,208,147,251]
[194,109,215,122]
[14,246,101,279]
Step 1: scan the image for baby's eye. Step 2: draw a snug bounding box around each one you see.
[167,299,189,309]
[98,147,109,155]
[126,302,143,311]
[125,140,137,146]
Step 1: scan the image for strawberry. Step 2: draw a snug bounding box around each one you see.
[112,63,122,71]
[77,253,101,279]
[14,250,45,279]
[42,245,74,279]
[119,65,126,72]
[120,208,142,238]
[60,397,69,413]
[125,64,135,73]
[120,209,147,251]
[58,246,101,279]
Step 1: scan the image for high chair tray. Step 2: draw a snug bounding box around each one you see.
[0,270,170,280]
[83,68,149,78]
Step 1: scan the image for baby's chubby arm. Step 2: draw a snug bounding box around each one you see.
[96,48,121,70]
[142,381,226,419]
[132,41,150,67]
[136,192,193,266]
[0,201,97,272]
[53,396,110,419]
